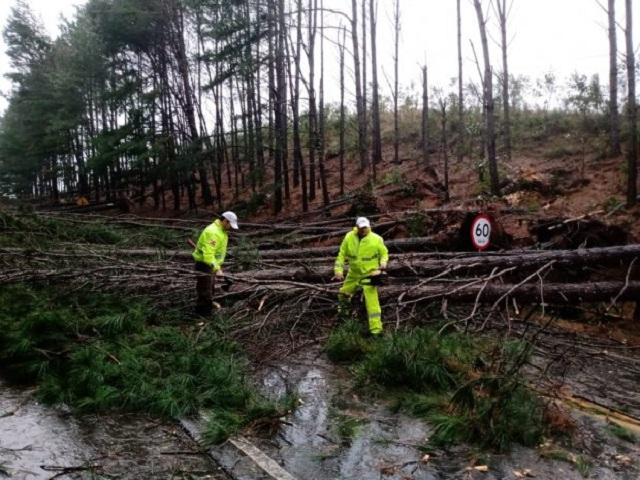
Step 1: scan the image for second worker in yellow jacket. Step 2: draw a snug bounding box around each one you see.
[333,217,389,336]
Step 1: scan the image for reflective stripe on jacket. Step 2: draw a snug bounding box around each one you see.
[334,227,389,276]
[192,219,228,271]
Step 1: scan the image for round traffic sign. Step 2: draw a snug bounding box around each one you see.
[470,214,492,250]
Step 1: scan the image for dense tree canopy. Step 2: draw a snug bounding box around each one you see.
[0,0,636,211]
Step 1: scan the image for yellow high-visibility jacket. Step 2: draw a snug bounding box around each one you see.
[334,227,389,277]
[192,219,228,272]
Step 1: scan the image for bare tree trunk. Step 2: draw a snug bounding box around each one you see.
[421,65,429,167]
[351,0,368,172]
[289,1,300,190]
[625,0,637,206]
[291,0,308,211]
[255,0,266,186]
[213,79,225,209]
[473,0,500,196]
[457,0,465,162]
[339,26,346,196]
[362,0,368,155]
[609,0,622,157]
[268,1,276,190]
[245,1,257,192]
[307,0,318,202]
[279,1,290,203]
[392,0,400,165]
[229,79,240,198]
[274,0,287,213]
[496,0,512,161]
[318,0,330,207]
[169,0,213,207]
[369,0,382,170]
[236,76,248,191]
[440,99,450,201]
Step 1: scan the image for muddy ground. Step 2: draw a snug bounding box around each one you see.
[4,335,638,480]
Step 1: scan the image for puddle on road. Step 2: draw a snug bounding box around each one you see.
[0,386,89,479]
[216,345,637,480]
[0,381,229,479]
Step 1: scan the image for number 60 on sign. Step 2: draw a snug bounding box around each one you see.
[470,214,492,250]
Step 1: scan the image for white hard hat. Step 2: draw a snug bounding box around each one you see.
[222,211,239,229]
[356,217,370,228]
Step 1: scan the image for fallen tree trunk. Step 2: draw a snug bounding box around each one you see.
[3,244,639,284]
[378,281,640,305]
[253,235,444,257]
[230,244,640,282]
[3,262,638,307]
[393,244,640,276]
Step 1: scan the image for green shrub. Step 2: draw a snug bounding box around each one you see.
[602,196,624,214]
[326,326,548,451]
[234,235,260,271]
[0,284,285,445]
[74,223,123,244]
[324,320,370,363]
[406,215,424,237]
[246,191,266,215]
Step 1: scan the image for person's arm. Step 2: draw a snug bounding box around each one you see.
[333,234,349,279]
[213,233,228,276]
[378,237,389,270]
[204,229,224,273]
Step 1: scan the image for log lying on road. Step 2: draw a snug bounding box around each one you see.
[1,235,447,261]
[392,244,640,276]
[232,244,640,282]
[2,261,638,307]
[254,236,444,257]
[378,281,640,304]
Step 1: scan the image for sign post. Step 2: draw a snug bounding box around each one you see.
[470,214,492,251]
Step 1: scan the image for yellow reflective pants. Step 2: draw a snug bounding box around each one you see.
[337,271,383,334]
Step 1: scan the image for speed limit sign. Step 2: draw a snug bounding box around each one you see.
[470,214,492,250]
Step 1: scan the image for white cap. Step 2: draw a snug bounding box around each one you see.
[356,217,370,228]
[222,211,239,229]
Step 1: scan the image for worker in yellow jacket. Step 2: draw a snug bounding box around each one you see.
[192,211,239,317]
[333,217,389,336]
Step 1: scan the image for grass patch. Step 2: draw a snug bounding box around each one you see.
[329,410,365,444]
[606,423,638,443]
[539,448,573,462]
[324,320,371,363]
[575,454,593,478]
[540,448,594,478]
[326,324,552,451]
[0,284,286,445]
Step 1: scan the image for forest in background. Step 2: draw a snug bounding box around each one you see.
[0,0,638,216]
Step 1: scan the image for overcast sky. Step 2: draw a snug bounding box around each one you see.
[0,0,638,113]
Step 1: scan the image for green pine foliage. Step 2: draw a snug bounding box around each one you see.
[324,320,371,363]
[0,212,185,249]
[234,235,260,271]
[326,323,550,451]
[0,284,282,444]
[606,423,638,444]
